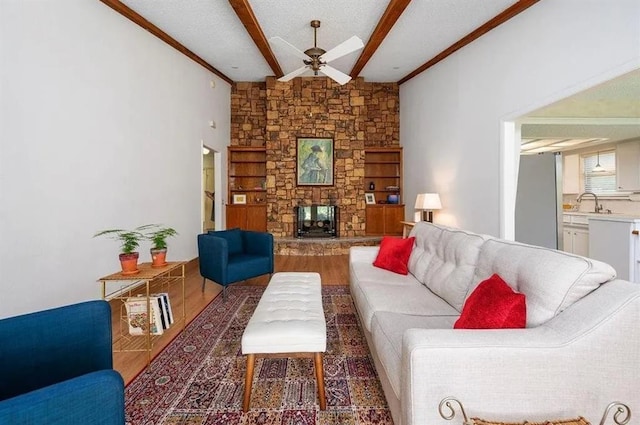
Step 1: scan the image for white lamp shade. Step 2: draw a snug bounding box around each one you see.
[415,193,442,210]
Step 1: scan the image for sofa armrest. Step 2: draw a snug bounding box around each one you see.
[0,300,113,401]
[243,231,274,272]
[0,370,124,425]
[197,234,230,285]
[400,280,640,425]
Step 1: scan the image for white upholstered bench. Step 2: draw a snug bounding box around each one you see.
[241,272,327,412]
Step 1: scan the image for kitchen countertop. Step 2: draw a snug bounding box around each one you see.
[563,211,640,221]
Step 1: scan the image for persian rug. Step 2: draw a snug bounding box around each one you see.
[125,285,393,425]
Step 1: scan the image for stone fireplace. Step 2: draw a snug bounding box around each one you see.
[294,205,338,238]
[230,77,400,241]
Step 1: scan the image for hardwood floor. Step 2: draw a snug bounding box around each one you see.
[112,254,350,384]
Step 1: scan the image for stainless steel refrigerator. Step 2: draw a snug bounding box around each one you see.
[515,152,563,249]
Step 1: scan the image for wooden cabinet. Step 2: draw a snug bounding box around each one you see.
[364,148,403,235]
[366,204,405,236]
[563,153,580,194]
[227,147,267,231]
[616,141,640,191]
[226,204,267,231]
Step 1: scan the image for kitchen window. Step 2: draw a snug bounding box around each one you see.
[583,150,616,194]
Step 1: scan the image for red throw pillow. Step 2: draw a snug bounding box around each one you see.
[373,236,415,275]
[454,274,526,329]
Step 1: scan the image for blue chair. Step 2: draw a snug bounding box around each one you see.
[0,300,125,425]
[198,228,274,298]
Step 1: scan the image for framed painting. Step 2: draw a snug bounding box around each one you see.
[232,194,246,204]
[296,137,334,186]
[365,193,376,205]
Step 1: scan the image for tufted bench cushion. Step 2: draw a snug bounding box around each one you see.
[241,272,326,353]
[241,272,326,411]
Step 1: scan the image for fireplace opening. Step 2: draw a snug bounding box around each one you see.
[294,205,339,238]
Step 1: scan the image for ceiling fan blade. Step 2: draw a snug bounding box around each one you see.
[320,35,364,63]
[278,66,309,82]
[319,65,352,85]
[269,36,309,60]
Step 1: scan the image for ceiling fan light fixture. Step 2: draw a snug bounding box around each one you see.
[270,19,363,86]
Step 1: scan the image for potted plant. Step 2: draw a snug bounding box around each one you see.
[145,226,178,268]
[94,225,154,275]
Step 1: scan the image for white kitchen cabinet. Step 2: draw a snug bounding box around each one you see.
[562,213,589,256]
[563,226,589,256]
[562,228,572,252]
[563,153,580,194]
[572,227,589,257]
[616,140,640,191]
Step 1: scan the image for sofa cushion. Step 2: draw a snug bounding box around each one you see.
[373,236,415,275]
[472,238,616,327]
[209,228,243,255]
[350,247,459,331]
[454,273,526,329]
[371,311,458,399]
[408,222,486,311]
[352,280,459,333]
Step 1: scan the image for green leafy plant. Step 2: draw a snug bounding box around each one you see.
[93,224,156,254]
[146,226,178,250]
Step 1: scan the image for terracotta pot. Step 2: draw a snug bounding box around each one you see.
[150,248,168,268]
[119,252,139,275]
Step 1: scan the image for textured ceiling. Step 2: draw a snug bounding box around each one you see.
[528,68,640,119]
[521,68,640,151]
[118,0,521,83]
[361,0,516,81]
[109,1,639,149]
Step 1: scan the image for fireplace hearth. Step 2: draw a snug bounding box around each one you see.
[294,205,338,238]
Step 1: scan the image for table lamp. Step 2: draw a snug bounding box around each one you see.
[415,193,442,222]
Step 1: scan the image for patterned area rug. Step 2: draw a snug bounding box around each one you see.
[125,285,393,424]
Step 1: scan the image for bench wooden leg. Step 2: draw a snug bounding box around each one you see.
[314,352,326,410]
[243,353,255,412]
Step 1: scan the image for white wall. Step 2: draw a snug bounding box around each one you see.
[401,0,640,237]
[0,1,231,318]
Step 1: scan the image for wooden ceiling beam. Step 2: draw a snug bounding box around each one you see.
[398,0,540,85]
[99,0,233,84]
[228,0,283,78]
[350,0,412,79]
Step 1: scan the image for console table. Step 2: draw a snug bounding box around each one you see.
[98,261,186,370]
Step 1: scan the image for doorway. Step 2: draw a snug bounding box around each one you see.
[202,146,218,232]
[504,68,640,240]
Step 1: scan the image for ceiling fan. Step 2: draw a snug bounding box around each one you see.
[269,20,364,86]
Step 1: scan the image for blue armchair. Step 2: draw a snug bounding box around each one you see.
[198,228,274,297]
[0,300,125,425]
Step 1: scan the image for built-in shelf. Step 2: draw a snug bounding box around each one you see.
[227,146,267,231]
[364,147,404,235]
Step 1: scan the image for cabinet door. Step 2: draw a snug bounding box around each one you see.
[226,205,247,230]
[365,206,385,236]
[245,205,267,232]
[563,154,580,194]
[573,228,589,257]
[616,141,640,191]
[384,205,405,235]
[562,228,573,253]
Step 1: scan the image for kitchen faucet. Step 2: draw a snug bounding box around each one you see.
[576,191,603,213]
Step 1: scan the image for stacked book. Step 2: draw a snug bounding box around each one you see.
[124,293,174,336]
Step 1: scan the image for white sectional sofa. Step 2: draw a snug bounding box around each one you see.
[349,221,640,425]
